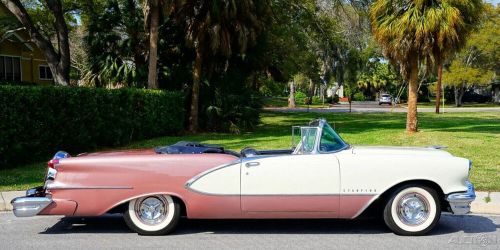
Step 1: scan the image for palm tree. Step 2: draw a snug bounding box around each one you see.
[429,0,483,114]
[142,0,165,89]
[176,0,270,133]
[370,0,482,132]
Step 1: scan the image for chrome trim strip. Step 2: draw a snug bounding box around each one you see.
[350,194,382,219]
[46,184,133,190]
[184,160,241,189]
[185,190,378,197]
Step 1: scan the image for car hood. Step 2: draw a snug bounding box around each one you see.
[351,145,452,157]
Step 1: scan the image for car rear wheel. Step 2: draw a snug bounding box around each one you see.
[383,185,441,236]
[123,194,180,235]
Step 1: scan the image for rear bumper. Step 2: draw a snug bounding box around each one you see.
[11,187,52,217]
[446,181,476,215]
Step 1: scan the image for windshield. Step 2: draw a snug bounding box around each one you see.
[319,124,348,152]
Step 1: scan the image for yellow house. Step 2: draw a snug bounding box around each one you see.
[0,4,53,85]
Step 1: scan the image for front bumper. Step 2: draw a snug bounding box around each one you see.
[446,181,476,215]
[11,186,52,217]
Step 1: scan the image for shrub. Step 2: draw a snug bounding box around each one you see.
[353,92,366,101]
[312,96,321,104]
[0,85,184,168]
[333,94,340,103]
[295,91,307,104]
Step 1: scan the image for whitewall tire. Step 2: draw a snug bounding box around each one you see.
[123,195,180,235]
[383,185,441,236]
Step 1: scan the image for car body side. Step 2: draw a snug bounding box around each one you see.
[39,146,470,220]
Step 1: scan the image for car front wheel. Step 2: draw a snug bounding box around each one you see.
[124,194,180,235]
[383,185,441,236]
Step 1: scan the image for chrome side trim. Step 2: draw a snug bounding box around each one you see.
[446,181,475,215]
[11,196,52,217]
[46,183,133,190]
[185,190,377,197]
[349,194,381,219]
[184,160,241,189]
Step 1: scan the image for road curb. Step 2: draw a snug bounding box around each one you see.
[0,192,5,211]
[1,190,499,214]
[0,191,25,212]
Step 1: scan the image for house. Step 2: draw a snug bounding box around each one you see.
[0,4,53,85]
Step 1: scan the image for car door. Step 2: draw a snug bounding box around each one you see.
[240,153,340,213]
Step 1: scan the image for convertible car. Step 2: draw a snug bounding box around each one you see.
[12,119,475,236]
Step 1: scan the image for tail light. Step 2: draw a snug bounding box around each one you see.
[45,151,70,181]
[48,159,59,169]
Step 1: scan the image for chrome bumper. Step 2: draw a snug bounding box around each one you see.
[11,187,52,217]
[446,181,476,215]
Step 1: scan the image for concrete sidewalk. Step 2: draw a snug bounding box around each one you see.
[1,190,499,214]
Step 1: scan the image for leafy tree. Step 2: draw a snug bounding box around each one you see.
[442,60,494,106]
[441,4,498,106]
[175,0,271,133]
[82,0,148,87]
[357,59,399,99]
[1,0,71,85]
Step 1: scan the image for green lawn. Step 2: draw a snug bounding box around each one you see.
[411,102,500,108]
[263,97,331,108]
[1,112,499,191]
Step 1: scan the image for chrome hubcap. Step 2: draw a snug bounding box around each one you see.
[135,196,168,225]
[397,193,429,226]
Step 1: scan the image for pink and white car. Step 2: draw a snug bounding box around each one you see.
[12,119,475,236]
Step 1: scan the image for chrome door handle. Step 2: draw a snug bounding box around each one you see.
[245,162,260,168]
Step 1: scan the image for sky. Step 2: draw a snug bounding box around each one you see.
[486,0,500,5]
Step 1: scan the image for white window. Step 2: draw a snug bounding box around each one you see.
[39,65,53,80]
[0,55,21,82]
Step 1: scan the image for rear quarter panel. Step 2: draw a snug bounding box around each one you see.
[47,153,240,217]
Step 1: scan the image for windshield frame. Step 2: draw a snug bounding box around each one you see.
[318,122,349,153]
[291,119,349,154]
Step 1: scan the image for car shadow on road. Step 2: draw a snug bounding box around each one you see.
[40,214,498,236]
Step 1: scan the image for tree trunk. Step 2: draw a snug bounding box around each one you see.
[2,0,70,85]
[147,4,159,89]
[306,78,315,105]
[406,59,419,133]
[494,85,500,104]
[435,61,443,114]
[188,49,203,133]
[288,81,296,108]
[454,82,466,107]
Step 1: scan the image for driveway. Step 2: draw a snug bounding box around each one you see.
[265,102,500,113]
[1,212,499,249]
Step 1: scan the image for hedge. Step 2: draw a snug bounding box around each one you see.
[0,85,184,168]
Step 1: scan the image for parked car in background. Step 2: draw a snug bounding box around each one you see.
[11,119,475,236]
[379,94,392,105]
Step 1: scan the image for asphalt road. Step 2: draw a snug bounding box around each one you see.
[1,212,499,250]
[265,103,500,113]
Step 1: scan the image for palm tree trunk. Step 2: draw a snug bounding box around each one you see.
[189,49,203,133]
[288,81,296,108]
[435,61,443,114]
[406,60,419,133]
[147,6,160,89]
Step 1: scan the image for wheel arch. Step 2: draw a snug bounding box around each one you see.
[356,179,446,219]
[104,192,188,217]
